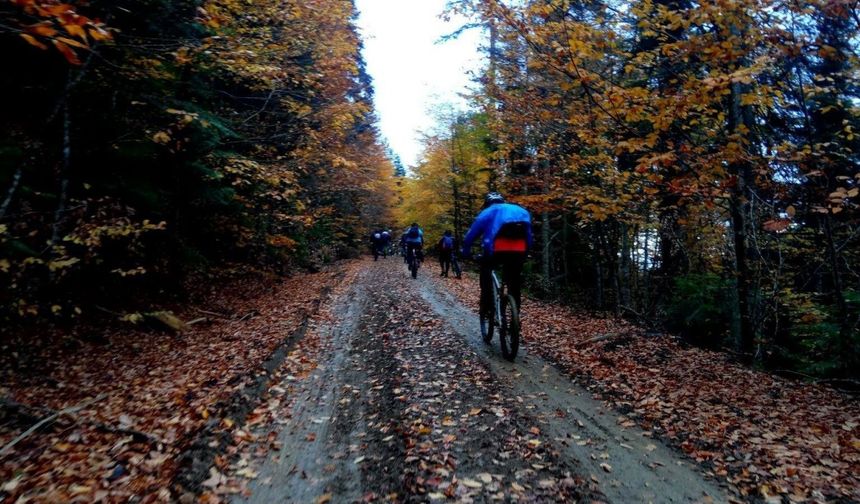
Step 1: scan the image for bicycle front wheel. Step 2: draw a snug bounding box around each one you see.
[499,294,520,361]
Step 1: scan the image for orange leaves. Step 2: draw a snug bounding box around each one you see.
[19,33,48,50]
[26,21,58,37]
[762,219,790,233]
[11,0,113,64]
[52,38,81,64]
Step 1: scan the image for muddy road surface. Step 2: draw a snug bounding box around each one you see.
[227,259,730,503]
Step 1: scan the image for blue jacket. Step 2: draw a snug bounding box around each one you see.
[404,226,424,245]
[462,203,533,256]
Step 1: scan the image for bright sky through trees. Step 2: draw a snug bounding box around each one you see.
[354,0,483,167]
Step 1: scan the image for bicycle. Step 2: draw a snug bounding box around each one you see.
[406,246,422,279]
[480,265,520,361]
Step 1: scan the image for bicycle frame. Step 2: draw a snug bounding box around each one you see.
[491,270,503,327]
[481,264,521,361]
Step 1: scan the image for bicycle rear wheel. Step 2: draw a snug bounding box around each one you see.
[499,294,520,361]
[480,305,494,343]
[480,281,498,344]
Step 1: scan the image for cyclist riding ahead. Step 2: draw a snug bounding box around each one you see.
[404,222,424,278]
[462,192,532,359]
[380,229,392,257]
[370,229,385,261]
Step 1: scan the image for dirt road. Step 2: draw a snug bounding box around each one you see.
[229,259,730,503]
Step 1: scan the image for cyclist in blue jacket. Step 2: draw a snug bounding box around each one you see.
[462,192,533,310]
[404,222,424,270]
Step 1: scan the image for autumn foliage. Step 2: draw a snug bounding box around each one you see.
[0,0,394,322]
[404,0,860,379]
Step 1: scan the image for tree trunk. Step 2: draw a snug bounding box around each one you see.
[51,96,72,247]
[643,226,651,311]
[823,211,854,374]
[619,222,632,309]
[562,212,570,287]
[728,69,757,358]
[0,166,23,220]
[540,159,551,294]
[595,260,604,310]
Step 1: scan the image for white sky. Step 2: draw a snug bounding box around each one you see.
[354,0,484,167]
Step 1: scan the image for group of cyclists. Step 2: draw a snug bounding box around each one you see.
[369,192,533,360]
[370,192,531,295]
[369,229,394,260]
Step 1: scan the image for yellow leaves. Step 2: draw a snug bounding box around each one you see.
[267,235,297,250]
[87,25,111,42]
[15,299,39,317]
[0,259,10,273]
[579,203,613,222]
[152,131,171,144]
[62,219,166,250]
[111,267,147,277]
[63,22,87,41]
[47,257,80,271]
[120,312,145,324]
[740,93,759,106]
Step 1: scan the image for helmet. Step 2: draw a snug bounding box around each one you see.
[484,192,505,208]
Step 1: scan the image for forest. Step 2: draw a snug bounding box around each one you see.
[0,0,395,325]
[401,0,860,380]
[3,0,857,378]
[1,0,859,502]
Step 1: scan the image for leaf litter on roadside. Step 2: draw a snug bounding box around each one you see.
[0,263,358,503]
[437,271,860,502]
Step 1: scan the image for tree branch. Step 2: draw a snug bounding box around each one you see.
[0,394,106,457]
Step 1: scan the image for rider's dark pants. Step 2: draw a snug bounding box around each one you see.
[480,252,525,311]
[406,243,423,263]
[439,250,452,276]
[371,241,383,259]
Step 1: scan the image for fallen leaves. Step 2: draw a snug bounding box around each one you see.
[439,272,860,501]
[0,263,356,502]
[461,478,483,489]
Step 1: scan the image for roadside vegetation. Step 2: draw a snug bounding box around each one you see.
[403,0,860,381]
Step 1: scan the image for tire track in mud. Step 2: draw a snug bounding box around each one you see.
[230,258,603,502]
[418,267,732,504]
[235,266,407,503]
